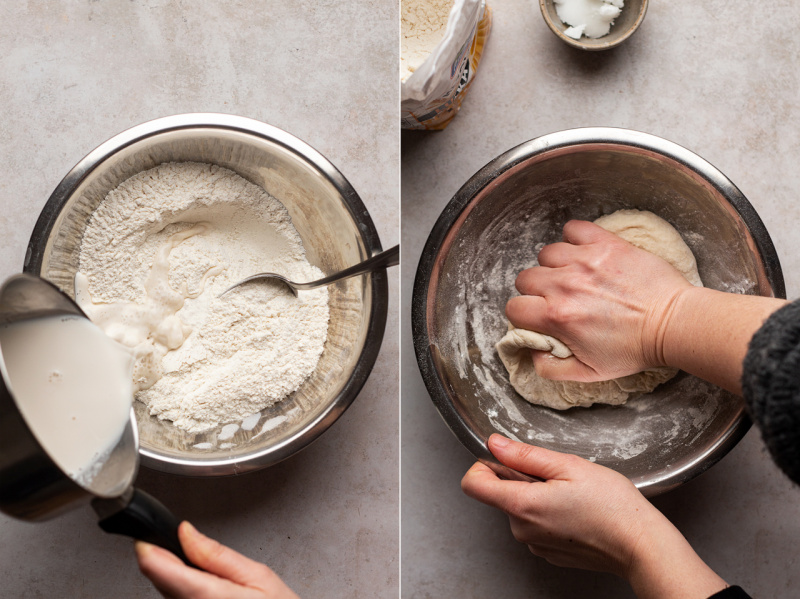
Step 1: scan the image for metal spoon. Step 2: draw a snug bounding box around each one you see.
[219,244,399,298]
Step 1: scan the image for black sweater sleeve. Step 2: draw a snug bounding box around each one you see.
[708,586,752,599]
[741,298,800,485]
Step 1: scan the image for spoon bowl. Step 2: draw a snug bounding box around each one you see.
[219,245,399,298]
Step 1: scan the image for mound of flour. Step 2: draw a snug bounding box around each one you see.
[76,162,329,433]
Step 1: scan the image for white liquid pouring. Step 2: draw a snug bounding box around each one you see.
[0,315,134,486]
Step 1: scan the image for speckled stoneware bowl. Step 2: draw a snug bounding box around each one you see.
[412,127,784,497]
[539,0,649,51]
[26,114,388,477]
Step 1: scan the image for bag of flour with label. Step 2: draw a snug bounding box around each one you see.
[401,0,492,131]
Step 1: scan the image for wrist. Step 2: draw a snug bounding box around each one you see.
[626,516,727,599]
[643,284,700,369]
[654,287,787,394]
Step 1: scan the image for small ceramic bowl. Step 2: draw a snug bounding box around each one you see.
[539,0,648,50]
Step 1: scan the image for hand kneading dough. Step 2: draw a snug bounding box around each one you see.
[496,209,703,410]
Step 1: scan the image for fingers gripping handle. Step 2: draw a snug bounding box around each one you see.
[92,488,193,567]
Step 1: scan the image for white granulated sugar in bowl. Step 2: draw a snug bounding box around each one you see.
[75,162,329,434]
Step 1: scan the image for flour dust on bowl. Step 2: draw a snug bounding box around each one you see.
[26,114,388,476]
[412,127,784,496]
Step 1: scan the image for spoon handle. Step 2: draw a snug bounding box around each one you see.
[295,244,399,290]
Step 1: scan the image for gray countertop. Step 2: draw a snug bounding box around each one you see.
[0,2,398,598]
[5,0,800,597]
[402,1,800,597]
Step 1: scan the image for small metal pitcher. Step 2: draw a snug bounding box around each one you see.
[0,273,190,564]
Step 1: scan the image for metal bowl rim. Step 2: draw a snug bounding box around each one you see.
[25,113,389,477]
[411,126,784,495]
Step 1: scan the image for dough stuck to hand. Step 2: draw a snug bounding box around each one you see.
[496,209,702,410]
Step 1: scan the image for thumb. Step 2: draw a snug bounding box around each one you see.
[179,522,287,592]
[562,219,616,245]
[531,351,600,382]
[488,434,583,481]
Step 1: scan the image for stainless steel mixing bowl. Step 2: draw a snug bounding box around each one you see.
[26,113,388,476]
[412,127,784,497]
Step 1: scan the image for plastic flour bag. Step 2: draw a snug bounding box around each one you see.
[401,0,492,131]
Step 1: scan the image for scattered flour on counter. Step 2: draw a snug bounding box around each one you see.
[76,162,329,434]
[401,0,453,81]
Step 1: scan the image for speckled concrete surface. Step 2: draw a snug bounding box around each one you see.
[402,1,800,597]
[0,2,398,598]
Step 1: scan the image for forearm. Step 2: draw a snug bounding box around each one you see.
[656,287,787,395]
[627,517,727,599]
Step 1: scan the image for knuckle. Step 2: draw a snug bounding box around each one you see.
[560,453,586,471]
[135,557,152,576]
[503,494,527,518]
[537,245,554,264]
[460,472,476,494]
[514,268,535,294]
[509,521,528,544]
[582,244,612,272]
[584,253,604,272]
[460,464,490,497]
[564,219,592,242]
[514,442,537,464]
[532,353,561,380]
[546,300,573,325]
[506,295,530,322]
[255,563,282,587]
[200,537,227,565]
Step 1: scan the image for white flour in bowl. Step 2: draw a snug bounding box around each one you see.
[75,162,329,433]
[401,0,453,82]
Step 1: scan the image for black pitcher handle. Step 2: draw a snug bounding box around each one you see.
[92,487,193,567]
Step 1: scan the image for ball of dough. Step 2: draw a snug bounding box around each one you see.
[496,209,702,410]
